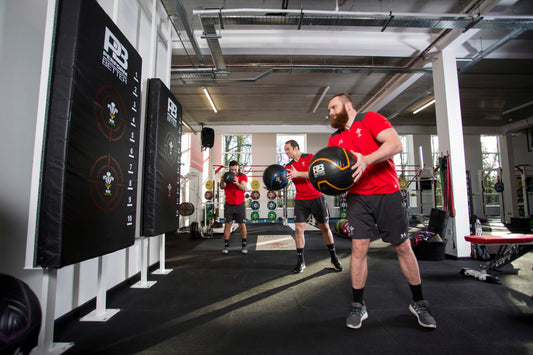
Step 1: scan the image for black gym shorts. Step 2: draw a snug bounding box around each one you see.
[346,191,409,245]
[224,202,246,223]
[294,195,329,224]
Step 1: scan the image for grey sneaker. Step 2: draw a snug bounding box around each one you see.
[331,255,343,271]
[346,302,368,329]
[294,260,306,273]
[222,246,230,254]
[409,300,437,329]
[241,247,248,254]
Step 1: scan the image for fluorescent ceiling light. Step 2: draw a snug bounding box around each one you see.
[413,99,435,115]
[312,86,330,113]
[502,100,533,115]
[202,86,218,113]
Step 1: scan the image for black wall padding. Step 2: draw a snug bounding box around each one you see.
[37,0,142,268]
[142,79,182,236]
[201,127,215,148]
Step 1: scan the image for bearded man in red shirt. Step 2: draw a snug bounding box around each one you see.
[327,93,436,330]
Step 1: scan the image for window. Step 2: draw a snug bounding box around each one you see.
[481,135,501,210]
[394,135,409,178]
[431,135,440,169]
[276,134,306,165]
[223,135,252,174]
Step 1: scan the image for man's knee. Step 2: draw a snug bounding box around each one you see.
[393,239,414,256]
[351,239,369,257]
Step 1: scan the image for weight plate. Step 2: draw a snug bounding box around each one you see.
[251,180,260,190]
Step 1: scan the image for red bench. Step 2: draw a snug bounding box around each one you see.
[461,234,533,284]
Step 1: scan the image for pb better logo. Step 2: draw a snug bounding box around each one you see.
[103,27,128,70]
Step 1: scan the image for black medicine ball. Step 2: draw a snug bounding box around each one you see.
[223,171,235,184]
[0,274,42,355]
[308,146,357,195]
[263,164,288,190]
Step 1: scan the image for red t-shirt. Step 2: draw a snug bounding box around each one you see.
[328,111,400,195]
[286,153,323,200]
[224,173,248,205]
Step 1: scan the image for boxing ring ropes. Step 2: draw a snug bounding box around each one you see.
[202,164,291,228]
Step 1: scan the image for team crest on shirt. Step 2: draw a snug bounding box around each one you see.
[356,128,362,137]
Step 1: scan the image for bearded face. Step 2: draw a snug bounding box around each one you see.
[330,105,349,130]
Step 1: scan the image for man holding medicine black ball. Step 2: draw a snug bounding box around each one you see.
[327,93,437,330]
[284,139,343,274]
[220,160,248,254]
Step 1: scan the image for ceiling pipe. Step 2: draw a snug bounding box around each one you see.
[459,27,527,72]
[193,8,533,22]
[172,64,430,75]
[161,0,205,67]
[171,65,430,85]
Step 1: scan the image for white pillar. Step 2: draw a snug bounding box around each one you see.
[432,48,471,258]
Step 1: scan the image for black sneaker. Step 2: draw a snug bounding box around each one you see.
[331,255,343,271]
[294,260,306,273]
[409,300,437,329]
[346,302,368,329]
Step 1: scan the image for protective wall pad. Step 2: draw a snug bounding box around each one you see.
[37,0,142,268]
[142,79,182,236]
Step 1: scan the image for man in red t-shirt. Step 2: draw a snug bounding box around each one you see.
[327,93,436,330]
[220,160,248,254]
[284,140,343,273]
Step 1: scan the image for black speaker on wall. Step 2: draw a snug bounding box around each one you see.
[201,127,214,148]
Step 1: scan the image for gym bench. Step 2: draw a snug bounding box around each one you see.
[461,234,533,284]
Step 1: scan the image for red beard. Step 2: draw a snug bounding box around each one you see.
[330,108,349,130]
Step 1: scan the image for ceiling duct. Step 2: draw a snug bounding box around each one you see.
[161,0,205,67]
[171,64,431,85]
[193,8,533,31]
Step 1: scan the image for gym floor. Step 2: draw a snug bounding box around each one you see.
[55,222,533,354]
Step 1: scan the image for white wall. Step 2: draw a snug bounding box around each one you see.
[0,2,176,341]
[307,133,330,154]
[0,0,49,298]
[512,132,532,165]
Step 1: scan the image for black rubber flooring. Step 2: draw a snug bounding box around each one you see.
[55,223,533,355]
